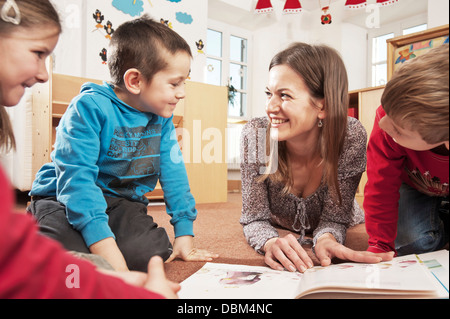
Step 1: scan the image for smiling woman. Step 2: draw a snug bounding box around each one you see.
[240,42,393,275]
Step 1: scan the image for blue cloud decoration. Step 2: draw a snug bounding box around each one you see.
[176,12,193,24]
[112,0,144,17]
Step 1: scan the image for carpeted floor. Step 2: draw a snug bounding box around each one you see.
[150,192,369,283]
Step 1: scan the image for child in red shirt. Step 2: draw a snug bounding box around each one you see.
[364,43,449,256]
[0,0,178,298]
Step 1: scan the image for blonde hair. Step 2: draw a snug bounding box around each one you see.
[261,42,349,204]
[381,43,449,144]
[0,0,61,151]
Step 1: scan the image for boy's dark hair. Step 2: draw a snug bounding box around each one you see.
[108,15,192,87]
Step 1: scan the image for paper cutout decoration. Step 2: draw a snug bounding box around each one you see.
[344,0,367,9]
[104,21,114,39]
[377,0,399,7]
[255,0,273,13]
[112,0,144,17]
[99,48,107,65]
[196,40,205,54]
[283,0,302,13]
[93,9,104,28]
[160,18,173,28]
[176,12,193,24]
[321,6,332,24]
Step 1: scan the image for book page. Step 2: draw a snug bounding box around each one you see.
[179,263,303,299]
[179,251,448,299]
[416,250,449,298]
[296,253,437,298]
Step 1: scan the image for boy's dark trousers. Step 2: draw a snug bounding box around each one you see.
[28,196,172,272]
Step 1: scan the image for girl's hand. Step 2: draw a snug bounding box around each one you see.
[98,256,180,299]
[165,235,219,262]
[263,234,314,273]
[314,233,395,266]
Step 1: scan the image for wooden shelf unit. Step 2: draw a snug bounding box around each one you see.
[348,86,385,208]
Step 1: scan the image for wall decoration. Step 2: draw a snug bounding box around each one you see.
[387,25,449,80]
[166,0,182,3]
[99,48,108,65]
[104,21,115,39]
[377,0,398,7]
[283,0,302,13]
[318,0,332,24]
[196,40,205,54]
[92,10,115,39]
[175,12,193,24]
[112,0,144,17]
[255,0,273,13]
[344,0,367,9]
[93,9,104,28]
[255,0,302,14]
[160,18,173,28]
[320,6,332,24]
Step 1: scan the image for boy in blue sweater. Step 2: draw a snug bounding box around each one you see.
[29,16,218,272]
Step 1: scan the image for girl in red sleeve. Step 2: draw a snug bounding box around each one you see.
[364,43,449,256]
[0,0,178,299]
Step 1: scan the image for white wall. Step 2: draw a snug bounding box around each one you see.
[428,0,449,28]
[251,8,313,117]
[52,0,208,82]
[250,0,369,117]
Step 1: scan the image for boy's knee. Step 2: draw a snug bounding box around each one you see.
[120,227,173,272]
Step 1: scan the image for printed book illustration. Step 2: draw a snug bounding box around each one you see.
[179,250,449,299]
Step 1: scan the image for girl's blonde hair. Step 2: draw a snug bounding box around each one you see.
[261,42,349,204]
[381,43,449,144]
[0,0,61,151]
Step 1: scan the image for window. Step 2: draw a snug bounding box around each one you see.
[206,22,251,119]
[368,16,427,87]
[371,32,394,87]
[403,23,427,35]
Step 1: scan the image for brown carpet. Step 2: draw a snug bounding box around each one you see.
[150,192,369,283]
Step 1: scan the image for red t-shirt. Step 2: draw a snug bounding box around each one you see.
[0,166,163,299]
[364,106,449,254]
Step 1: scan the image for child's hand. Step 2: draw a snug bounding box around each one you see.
[144,256,181,299]
[165,235,219,262]
[99,256,180,298]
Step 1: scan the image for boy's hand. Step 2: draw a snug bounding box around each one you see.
[165,235,219,262]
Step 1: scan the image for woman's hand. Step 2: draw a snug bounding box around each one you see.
[263,234,314,273]
[165,235,219,263]
[314,233,395,266]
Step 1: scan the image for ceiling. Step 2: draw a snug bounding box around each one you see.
[208,0,428,31]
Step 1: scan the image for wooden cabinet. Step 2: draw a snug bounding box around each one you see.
[32,72,228,204]
[148,81,228,204]
[348,86,385,208]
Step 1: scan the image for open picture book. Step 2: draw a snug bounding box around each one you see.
[179,250,449,299]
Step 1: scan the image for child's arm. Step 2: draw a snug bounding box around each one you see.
[364,106,406,254]
[158,117,218,261]
[89,237,129,271]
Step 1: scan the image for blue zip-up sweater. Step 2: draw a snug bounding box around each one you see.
[30,82,196,247]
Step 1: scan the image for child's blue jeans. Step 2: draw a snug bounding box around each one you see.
[395,183,449,256]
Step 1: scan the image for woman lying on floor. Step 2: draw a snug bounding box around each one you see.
[240,42,394,273]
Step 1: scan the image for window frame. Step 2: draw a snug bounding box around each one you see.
[207,19,253,121]
[367,13,427,87]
